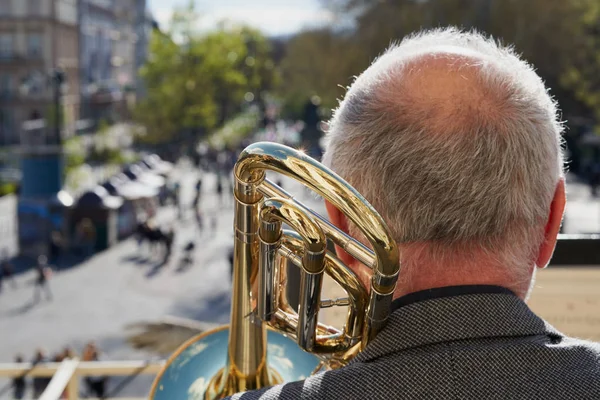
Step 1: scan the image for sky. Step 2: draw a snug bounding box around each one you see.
[148,0,333,36]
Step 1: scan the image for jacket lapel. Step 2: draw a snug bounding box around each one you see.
[354,292,562,363]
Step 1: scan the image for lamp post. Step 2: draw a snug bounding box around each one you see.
[51,68,66,146]
[17,68,70,258]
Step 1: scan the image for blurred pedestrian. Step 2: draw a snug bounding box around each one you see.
[136,220,150,254]
[192,178,203,223]
[12,354,26,400]
[173,181,183,219]
[62,346,75,360]
[32,349,50,399]
[33,255,52,303]
[180,241,195,269]
[195,208,204,232]
[163,226,175,264]
[0,250,15,290]
[194,178,203,207]
[216,175,223,207]
[82,342,107,398]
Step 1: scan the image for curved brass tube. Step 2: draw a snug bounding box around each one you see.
[235,143,400,346]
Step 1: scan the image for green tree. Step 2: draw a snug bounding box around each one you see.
[314,0,600,118]
[134,2,277,145]
[286,0,600,125]
[278,29,364,118]
[559,0,600,125]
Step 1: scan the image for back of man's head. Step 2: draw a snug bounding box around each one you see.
[323,28,564,291]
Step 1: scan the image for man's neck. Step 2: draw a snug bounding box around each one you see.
[389,263,530,301]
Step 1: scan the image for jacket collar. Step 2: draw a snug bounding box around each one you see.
[354,286,562,363]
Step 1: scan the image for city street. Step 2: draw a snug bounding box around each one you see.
[0,163,329,397]
[0,163,598,397]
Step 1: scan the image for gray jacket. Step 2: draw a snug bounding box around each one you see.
[231,286,600,399]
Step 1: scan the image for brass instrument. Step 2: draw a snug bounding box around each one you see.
[150,142,400,399]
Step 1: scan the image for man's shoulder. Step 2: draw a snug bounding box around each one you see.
[230,365,377,400]
[550,335,600,363]
[227,335,600,400]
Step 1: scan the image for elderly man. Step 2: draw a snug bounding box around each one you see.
[231,28,600,399]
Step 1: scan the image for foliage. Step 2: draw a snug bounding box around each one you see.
[277,29,364,118]
[134,1,278,145]
[278,0,600,125]
[559,0,600,124]
[63,135,86,177]
[64,164,94,192]
[208,108,261,149]
[88,121,130,165]
[0,182,17,197]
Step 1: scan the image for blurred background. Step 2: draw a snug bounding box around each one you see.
[0,0,598,398]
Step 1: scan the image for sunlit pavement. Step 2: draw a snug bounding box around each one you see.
[563,175,600,234]
[0,164,326,397]
[0,164,597,397]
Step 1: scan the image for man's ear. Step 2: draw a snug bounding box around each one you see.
[325,201,354,266]
[536,178,566,269]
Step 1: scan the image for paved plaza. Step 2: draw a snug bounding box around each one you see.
[0,165,329,397]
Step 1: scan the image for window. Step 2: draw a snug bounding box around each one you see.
[28,0,41,16]
[0,34,13,59]
[24,70,45,95]
[0,109,14,145]
[0,0,12,16]
[27,34,42,58]
[0,74,11,98]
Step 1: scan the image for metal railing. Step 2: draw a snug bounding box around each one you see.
[0,359,164,400]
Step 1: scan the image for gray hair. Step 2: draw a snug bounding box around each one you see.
[323,28,564,275]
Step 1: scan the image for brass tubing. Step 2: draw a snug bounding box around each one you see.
[259,180,376,270]
[259,198,327,260]
[234,143,399,282]
[263,180,391,345]
[258,239,279,321]
[271,309,349,354]
[258,220,281,321]
[278,232,367,355]
[218,176,270,396]
[259,176,398,344]
[297,270,325,352]
[259,199,327,353]
[224,142,400,391]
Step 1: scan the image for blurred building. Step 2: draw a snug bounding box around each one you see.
[0,0,80,146]
[134,0,154,99]
[78,0,152,125]
[0,0,152,145]
[78,0,120,123]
